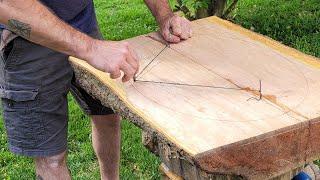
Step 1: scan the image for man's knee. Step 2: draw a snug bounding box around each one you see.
[34,151,71,179]
[35,151,67,169]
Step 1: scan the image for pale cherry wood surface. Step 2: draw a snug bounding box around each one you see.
[70,17,320,157]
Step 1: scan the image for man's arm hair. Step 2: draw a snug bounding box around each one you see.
[0,0,94,60]
[143,0,173,25]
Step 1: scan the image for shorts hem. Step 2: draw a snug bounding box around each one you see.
[86,108,115,116]
[9,144,67,157]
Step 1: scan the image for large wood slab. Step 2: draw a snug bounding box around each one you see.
[69,16,320,179]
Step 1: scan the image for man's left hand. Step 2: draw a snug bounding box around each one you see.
[159,14,192,43]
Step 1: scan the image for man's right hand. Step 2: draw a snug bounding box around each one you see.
[86,40,139,82]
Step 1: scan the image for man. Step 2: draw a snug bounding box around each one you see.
[0,0,191,179]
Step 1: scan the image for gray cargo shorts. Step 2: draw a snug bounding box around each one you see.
[0,26,114,157]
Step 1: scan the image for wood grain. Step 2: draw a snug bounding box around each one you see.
[69,16,320,179]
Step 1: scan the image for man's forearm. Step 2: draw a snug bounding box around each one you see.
[143,0,173,24]
[0,0,93,60]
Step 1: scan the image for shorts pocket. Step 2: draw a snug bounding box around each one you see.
[0,30,19,69]
[0,89,38,101]
[3,41,15,62]
[0,89,46,149]
[0,89,39,110]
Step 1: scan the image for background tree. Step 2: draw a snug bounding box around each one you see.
[175,0,239,19]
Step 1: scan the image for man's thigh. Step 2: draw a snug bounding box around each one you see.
[0,30,72,157]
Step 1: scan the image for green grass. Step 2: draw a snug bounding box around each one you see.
[0,0,319,179]
[231,0,320,58]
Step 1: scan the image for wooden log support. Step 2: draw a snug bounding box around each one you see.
[69,16,320,179]
[160,163,303,180]
[160,163,183,180]
[149,130,303,180]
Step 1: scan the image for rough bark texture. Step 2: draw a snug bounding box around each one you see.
[212,0,227,16]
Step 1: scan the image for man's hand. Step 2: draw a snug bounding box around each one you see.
[143,0,192,43]
[86,40,139,82]
[159,14,192,43]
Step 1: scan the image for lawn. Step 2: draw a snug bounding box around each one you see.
[0,0,319,179]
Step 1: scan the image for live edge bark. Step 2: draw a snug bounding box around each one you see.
[70,62,320,180]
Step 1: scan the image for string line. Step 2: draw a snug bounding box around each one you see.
[135,79,241,90]
[134,44,169,80]
[134,36,263,101]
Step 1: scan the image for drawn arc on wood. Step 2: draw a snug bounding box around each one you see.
[127,22,309,122]
[69,17,320,179]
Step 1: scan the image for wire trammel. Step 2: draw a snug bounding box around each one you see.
[134,36,263,101]
[134,44,169,80]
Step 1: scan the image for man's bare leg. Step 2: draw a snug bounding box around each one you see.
[91,114,121,180]
[34,151,71,180]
